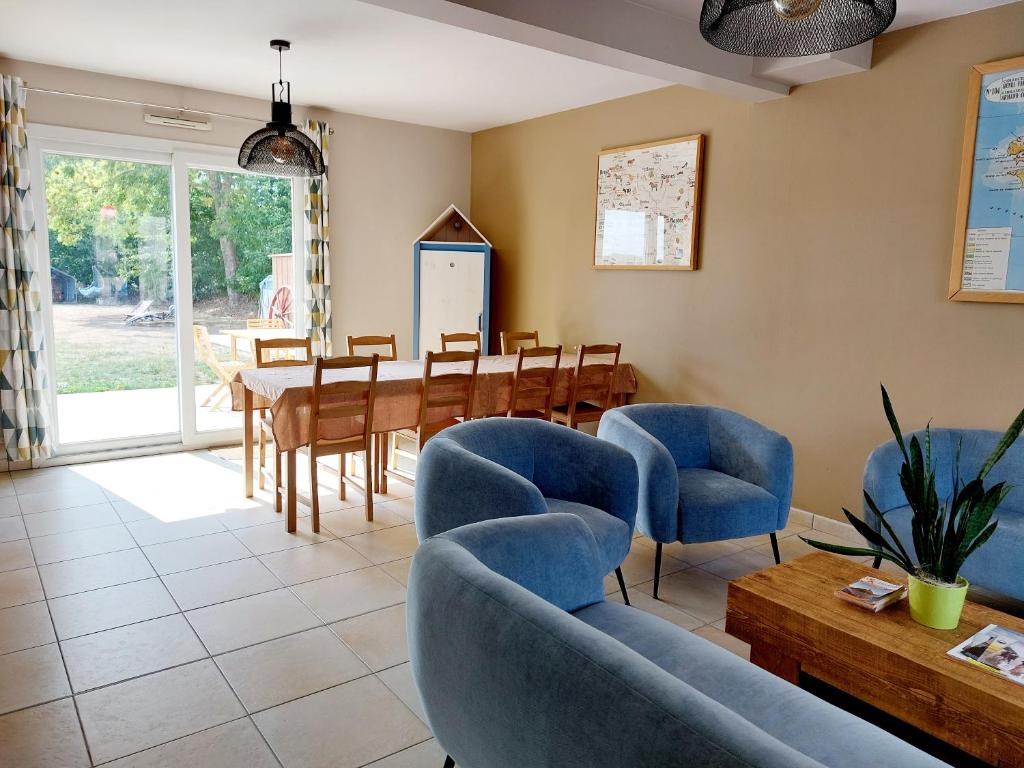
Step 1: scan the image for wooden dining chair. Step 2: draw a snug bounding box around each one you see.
[193,325,249,411]
[440,331,481,353]
[551,343,622,430]
[254,338,312,516]
[306,354,380,531]
[508,345,562,420]
[347,334,398,493]
[386,350,480,485]
[500,330,540,355]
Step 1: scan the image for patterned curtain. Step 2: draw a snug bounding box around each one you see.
[302,120,332,357]
[0,75,51,461]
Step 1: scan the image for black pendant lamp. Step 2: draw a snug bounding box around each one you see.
[700,0,896,57]
[238,40,324,177]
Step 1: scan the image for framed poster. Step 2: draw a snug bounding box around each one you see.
[948,56,1024,303]
[593,134,704,271]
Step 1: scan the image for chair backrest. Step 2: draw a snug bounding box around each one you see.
[348,334,398,361]
[565,343,621,420]
[440,331,481,353]
[500,330,540,355]
[310,354,379,447]
[254,337,312,368]
[192,325,216,364]
[247,317,284,329]
[508,345,562,419]
[419,350,480,446]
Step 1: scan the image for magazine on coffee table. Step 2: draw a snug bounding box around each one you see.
[948,624,1024,686]
[835,575,907,612]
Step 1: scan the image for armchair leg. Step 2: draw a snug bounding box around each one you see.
[653,543,663,600]
[769,532,781,565]
[443,757,455,768]
[871,555,882,569]
[614,567,630,606]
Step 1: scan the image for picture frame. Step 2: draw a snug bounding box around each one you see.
[948,56,1024,303]
[592,134,705,271]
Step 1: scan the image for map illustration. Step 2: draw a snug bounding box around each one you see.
[961,67,1024,291]
[594,137,703,268]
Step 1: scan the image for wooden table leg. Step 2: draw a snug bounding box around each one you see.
[749,641,801,685]
[286,451,297,533]
[230,335,239,361]
[243,386,254,498]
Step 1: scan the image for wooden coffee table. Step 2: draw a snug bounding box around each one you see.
[726,552,1024,767]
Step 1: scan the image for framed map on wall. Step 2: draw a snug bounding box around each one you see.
[593,134,705,271]
[949,56,1024,303]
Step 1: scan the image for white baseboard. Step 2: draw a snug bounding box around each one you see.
[791,506,859,542]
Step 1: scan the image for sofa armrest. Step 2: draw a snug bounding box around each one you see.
[598,409,679,542]
[415,437,548,540]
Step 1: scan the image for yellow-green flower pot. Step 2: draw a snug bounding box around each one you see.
[907,574,969,630]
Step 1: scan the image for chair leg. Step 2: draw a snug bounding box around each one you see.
[614,567,630,606]
[274,448,282,513]
[443,757,455,768]
[257,426,266,491]
[338,455,347,500]
[377,434,388,494]
[365,446,375,523]
[653,542,663,600]
[310,452,320,533]
[871,555,882,569]
[286,451,297,533]
[769,532,781,565]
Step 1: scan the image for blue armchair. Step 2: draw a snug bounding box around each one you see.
[409,513,948,768]
[599,404,794,597]
[415,418,639,602]
[865,429,1024,602]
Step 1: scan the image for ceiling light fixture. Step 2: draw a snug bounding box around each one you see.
[699,0,897,57]
[238,40,324,177]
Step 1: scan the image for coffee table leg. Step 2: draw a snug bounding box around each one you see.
[749,641,801,685]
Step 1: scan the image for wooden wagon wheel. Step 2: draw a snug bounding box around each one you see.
[268,286,293,327]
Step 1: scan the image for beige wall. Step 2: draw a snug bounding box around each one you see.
[2,58,471,358]
[470,2,1024,519]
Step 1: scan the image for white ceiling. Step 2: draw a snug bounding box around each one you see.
[1,0,1018,133]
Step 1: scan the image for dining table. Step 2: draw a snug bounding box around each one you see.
[231,354,639,508]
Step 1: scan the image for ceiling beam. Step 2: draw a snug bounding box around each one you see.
[359,0,791,102]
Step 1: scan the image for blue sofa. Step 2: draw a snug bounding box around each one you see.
[599,404,794,596]
[865,428,1024,602]
[414,418,639,601]
[408,513,948,768]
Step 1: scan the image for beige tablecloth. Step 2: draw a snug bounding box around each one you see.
[231,355,638,452]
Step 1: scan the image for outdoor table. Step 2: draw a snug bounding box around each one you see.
[222,327,296,361]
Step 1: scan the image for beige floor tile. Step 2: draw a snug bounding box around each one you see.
[607,589,704,630]
[217,505,293,530]
[380,557,412,586]
[0,566,43,608]
[319,504,411,538]
[127,515,227,546]
[375,495,416,521]
[636,567,730,623]
[0,516,27,544]
[332,603,408,671]
[254,675,429,768]
[0,643,70,715]
[0,473,14,500]
[0,698,90,768]
[292,566,407,623]
[0,539,34,573]
[162,557,282,611]
[61,614,207,693]
[104,718,278,768]
[258,538,372,586]
[30,524,135,565]
[11,467,99,495]
[185,588,320,655]
[49,578,179,640]
[216,626,368,712]
[604,539,687,593]
[732,521,809,549]
[0,496,21,518]
[663,539,745,565]
[344,524,420,565]
[699,549,776,581]
[38,548,156,599]
[377,662,427,723]
[693,625,751,661]
[111,500,160,524]
[231,516,335,556]
[0,600,56,655]
[142,531,251,575]
[365,739,447,768]
[754,530,871,564]
[76,659,245,764]
[17,486,109,515]
[22,503,120,538]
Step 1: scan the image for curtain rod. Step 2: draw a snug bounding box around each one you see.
[25,86,334,133]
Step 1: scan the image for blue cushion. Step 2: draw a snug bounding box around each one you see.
[678,468,780,543]
[545,497,631,573]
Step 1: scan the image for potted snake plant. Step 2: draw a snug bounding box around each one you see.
[802,386,1024,630]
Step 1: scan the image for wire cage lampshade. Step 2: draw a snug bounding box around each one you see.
[238,40,324,177]
[699,0,897,57]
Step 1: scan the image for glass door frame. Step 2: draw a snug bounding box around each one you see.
[28,124,306,461]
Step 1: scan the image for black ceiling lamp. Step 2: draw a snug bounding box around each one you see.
[238,40,324,177]
[699,0,897,57]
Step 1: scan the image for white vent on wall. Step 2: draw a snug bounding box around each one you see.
[143,112,212,131]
